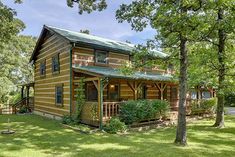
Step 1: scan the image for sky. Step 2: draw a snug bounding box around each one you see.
[4,0,156,44]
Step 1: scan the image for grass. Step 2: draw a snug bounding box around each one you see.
[0,115,235,157]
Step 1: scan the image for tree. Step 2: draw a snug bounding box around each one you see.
[67,0,107,14]
[117,0,208,146]
[0,35,36,103]
[0,0,24,48]
[80,29,90,34]
[188,1,235,127]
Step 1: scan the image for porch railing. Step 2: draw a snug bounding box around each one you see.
[103,102,121,120]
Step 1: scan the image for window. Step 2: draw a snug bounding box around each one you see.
[52,54,60,73]
[202,91,211,99]
[86,82,98,101]
[95,50,108,64]
[108,84,119,101]
[170,87,178,100]
[55,85,63,105]
[191,91,197,99]
[138,84,147,99]
[40,60,46,76]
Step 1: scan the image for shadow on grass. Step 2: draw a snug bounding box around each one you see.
[0,115,235,157]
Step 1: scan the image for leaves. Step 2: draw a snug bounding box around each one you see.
[67,0,107,14]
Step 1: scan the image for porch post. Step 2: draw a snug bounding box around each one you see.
[21,86,24,99]
[98,78,103,130]
[26,86,30,106]
[134,81,138,100]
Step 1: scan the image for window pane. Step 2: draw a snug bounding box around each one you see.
[56,86,63,104]
[191,91,197,99]
[202,91,211,99]
[109,84,119,101]
[52,55,59,72]
[170,87,178,99]
[96,51,107,64]
[87,83,98,101]
[40,61,46,75]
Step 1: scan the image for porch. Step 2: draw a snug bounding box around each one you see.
[72,66,179,127]
[0,83,34,115]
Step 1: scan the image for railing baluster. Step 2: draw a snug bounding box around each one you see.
[105,103,107,120]
[109,103,111,119]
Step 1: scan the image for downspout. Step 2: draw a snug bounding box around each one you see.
[69,43,75,116]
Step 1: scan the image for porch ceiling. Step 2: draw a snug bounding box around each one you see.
[73,66,177,82]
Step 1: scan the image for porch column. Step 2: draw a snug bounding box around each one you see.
[26,86,30,106]
[134,81,138,100]
[21,86,25,99]
[155,83,167,100]
[98,78,103,130]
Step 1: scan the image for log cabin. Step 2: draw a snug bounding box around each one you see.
[30,25,180,127]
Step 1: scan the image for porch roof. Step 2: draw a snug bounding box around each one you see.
[73,66,176,82]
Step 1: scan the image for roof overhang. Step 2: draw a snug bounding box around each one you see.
[73,66,178,82]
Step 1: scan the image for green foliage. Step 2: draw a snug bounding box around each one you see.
[104,117,127,134]
[225,92,235,107]
[0,1,25,47]
[191,98,217,115]
[18,106,27,114]
[67,0,107,14]
[0,35,36,103]
[80,29,90,34]
[10,93,21,104]
[119,99,169,124]
[91,103,98,121]
[62,115,76,125]
[75,77,85,121]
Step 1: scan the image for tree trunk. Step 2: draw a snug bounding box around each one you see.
[175,35,188,146]
[213,8,226,128]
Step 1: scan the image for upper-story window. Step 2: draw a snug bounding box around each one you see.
[191,91,197,99]
[52,54,60,73]
[95,50,108,64]
[40,60,46,76]
[202,91,211,99]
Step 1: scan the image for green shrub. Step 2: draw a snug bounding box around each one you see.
[104,117,127,134]
[62,115,76,125]
[18,106,27,114]
[119,99,170,124]
[225,92,235,107]
[119,100,138,124]
[191,98,217,115]
[151,99,170,117]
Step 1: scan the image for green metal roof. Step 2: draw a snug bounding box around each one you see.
[73,66,175,82]
[45,25,168,58]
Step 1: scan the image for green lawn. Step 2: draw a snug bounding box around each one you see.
[0,115,235,157]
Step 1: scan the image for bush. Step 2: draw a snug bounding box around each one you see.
[104,117,127,134]
[62,115,77,125]
[119,99,170,124]
[18,106,27,114]
[191,98,217,115]
[225,92,235,107]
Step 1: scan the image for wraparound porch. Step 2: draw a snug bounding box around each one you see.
[71,66,179,127]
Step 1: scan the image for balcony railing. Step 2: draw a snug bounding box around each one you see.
[103,102,121,120]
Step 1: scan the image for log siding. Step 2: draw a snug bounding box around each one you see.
[34,33,71,117]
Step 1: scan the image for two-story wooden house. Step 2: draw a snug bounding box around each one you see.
[30,25,179,127]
